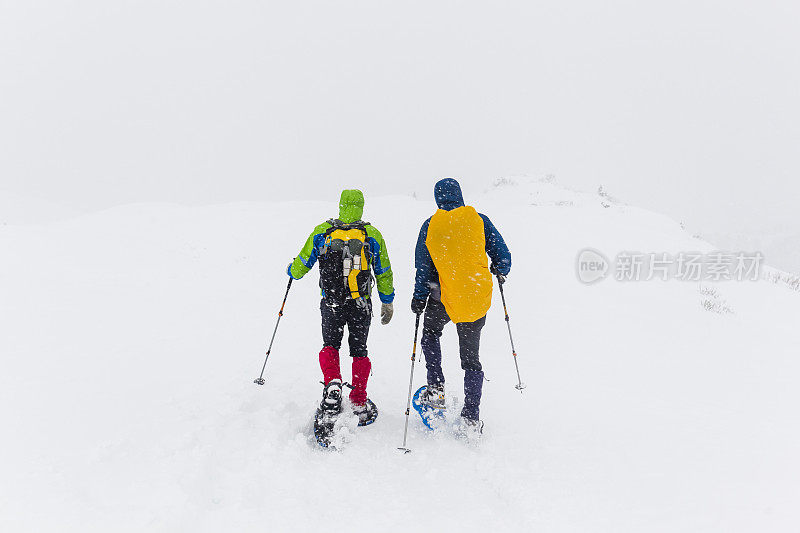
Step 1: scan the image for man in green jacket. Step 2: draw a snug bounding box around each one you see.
[288,189,394,424]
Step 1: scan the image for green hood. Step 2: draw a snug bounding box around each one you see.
[338,189,364,223]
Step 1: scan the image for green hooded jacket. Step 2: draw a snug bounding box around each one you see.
[287,190,395,303]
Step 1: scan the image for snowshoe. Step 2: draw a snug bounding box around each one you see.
[352,398,378,426]
[454,416,484,441]
[314,379,343,447]
[412,385,446,430]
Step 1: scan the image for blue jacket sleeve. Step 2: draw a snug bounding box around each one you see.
[480,214,511,276]
[413,218,437,300]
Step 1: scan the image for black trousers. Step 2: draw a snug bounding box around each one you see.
[320,298,372,357]
[420,296,486,420]
[420,297,486,383]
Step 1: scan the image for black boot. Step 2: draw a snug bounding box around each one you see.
[320,379,343,414]
[457,416,484,437]
[420,383,446,409]
[352,398,378,426]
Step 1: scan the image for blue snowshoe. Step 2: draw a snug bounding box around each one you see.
[411,384,446,430]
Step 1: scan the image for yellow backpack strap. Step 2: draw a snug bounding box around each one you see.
[347,267,361,299]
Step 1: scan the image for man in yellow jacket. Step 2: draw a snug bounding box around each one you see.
[411,178,511,431]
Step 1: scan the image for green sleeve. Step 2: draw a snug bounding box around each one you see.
[289,222,331,279]
[366,225,395,303]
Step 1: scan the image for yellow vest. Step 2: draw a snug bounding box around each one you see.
[425,206,493,323]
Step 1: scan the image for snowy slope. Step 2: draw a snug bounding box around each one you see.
[2,179,799,532]
[0,190,82,225]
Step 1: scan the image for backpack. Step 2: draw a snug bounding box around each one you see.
[318,219,374,302]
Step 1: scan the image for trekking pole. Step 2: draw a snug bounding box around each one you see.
[253,277,293,385]
[497,275,526,391]
[398,313,422,454]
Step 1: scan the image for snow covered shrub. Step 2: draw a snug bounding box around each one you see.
[764,271,800,292]
[492,177,518,188]
[699,286,733,314]
[597,185,622,205]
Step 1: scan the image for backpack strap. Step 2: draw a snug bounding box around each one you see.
[321,219,371,255]
[325,218,371,231]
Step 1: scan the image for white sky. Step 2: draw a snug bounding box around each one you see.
[2,1,799,266]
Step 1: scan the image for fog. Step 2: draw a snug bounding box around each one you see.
[2,1,798,270]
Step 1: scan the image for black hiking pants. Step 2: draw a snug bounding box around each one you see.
[421,296,485,381]
[320,297,372,357]
[420,296,486,420]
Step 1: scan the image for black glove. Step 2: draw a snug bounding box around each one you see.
[490,264,506,284]
[411,298,427,315]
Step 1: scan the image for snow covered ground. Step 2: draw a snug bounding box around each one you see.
[2,179,799,532]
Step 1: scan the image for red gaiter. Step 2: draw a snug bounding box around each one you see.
[319,346,342,384]
[350,356,371,405]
